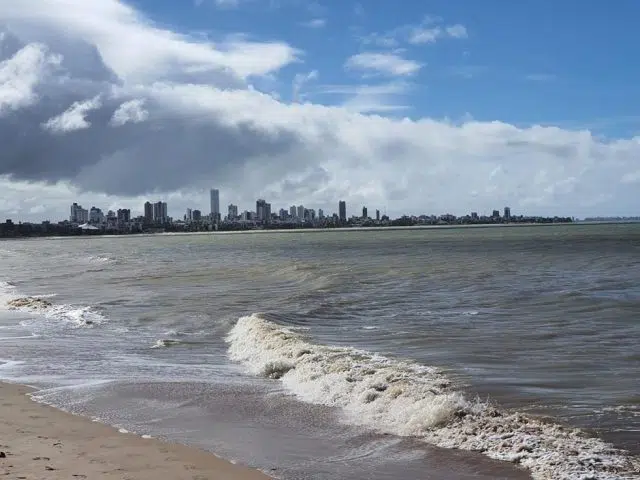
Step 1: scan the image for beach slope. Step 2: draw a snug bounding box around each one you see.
[0,382,270,480]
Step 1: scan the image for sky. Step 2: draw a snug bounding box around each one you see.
[0,0,639,222]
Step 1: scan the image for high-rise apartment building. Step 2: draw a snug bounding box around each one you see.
[153,201,167,223]
[375,209,380,221]
[70,203,89,223]
[116,209,130,223]
[256,199,271,224]
[144,202,153,223]
[504,206,511,221]
[362,206,368,219]
[88,207,105,224]
[210,189,220,222]
[297,205,304,220]
[289,205,297,219]
[338,201,346,223]
[227,204,238,221]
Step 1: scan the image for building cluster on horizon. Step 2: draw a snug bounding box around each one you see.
[0,187,575,238]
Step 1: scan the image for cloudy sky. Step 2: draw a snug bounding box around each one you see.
[0,0,639,222]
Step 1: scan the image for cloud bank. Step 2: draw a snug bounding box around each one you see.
[0,0,639,222]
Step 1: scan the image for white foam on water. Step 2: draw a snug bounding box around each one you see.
[227,314,640,480]
[150,339,183,349]
[0,280,105,328]
[87,255,117,264]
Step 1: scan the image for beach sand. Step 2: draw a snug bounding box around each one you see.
[0,382,270,480]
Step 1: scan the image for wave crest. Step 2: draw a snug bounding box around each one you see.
[226,314,639,480]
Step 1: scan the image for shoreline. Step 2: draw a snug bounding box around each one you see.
[0,381,271,480]
[4,219,635,242]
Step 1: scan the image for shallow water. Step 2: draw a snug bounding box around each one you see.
[0,224,639,479]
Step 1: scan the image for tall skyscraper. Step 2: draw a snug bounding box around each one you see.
[504,206,511,221]
[210,189,220,222]
[362,206,368,219]
[297,205,304,220]
[375,209,380,221]
[144,201,153,223]
[153,201,167,223]
[338,201,346,223]
[256,199,271,223]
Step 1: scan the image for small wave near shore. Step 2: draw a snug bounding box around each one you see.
[0,281,105,328]
[227,314,640,480]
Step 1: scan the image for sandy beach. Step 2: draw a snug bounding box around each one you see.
[0,382,270,480]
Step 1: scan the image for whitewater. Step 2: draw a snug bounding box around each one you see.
[227,314,639,480]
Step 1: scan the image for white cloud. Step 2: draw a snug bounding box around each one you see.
[292,70,318,102]
[0,0,639,223]
[0,43,60,115]
[345,53,422,77]
[445,24,468,39]
[621,170,640,184]
[0,0,299,83]
[359,17,468,47]
[42,95,102,133]
[313,81,412,113]
[409,23,468,44]
[300,18,326,28]
[110,98,149,127]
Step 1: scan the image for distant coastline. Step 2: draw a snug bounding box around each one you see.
[8,217,640,240]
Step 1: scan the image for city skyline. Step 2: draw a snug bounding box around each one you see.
[40,188,529,227]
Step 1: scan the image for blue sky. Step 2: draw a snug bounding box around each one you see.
[136,0,640,136]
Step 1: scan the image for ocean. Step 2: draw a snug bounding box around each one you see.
[0,224,638,479]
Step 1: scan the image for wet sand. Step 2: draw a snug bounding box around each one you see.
[0,382,270,480]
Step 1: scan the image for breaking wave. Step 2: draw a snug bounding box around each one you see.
[227,314,640,480]
[0,281,105,328]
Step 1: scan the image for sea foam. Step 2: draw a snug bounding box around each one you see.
[0,281,105,328]
[227,314,640,480]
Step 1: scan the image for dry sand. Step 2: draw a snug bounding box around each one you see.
[0,382,270,480]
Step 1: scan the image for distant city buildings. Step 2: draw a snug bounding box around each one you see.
[339,200,347,223]
[210,188,220,223]
[117,209,131,223]
[228,204,238,221]
[70,203,88,223]
[42,187,552,238]
[89,207,104,224]
[153,201,168,224]
[256,199,271,224]
[144,201,153,223]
